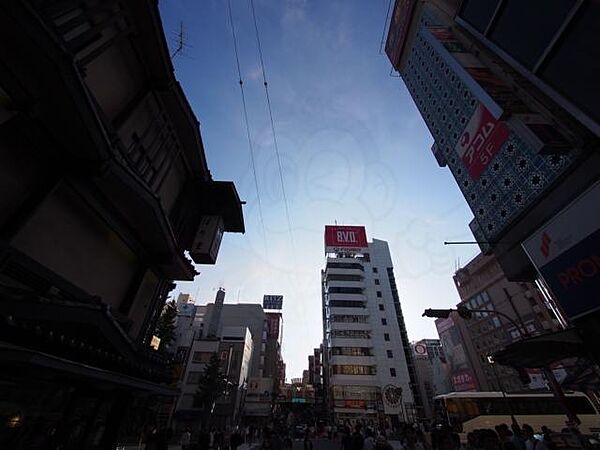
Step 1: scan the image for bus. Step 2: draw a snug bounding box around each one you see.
[433,392,600,437]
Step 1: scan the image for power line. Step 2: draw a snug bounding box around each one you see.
[227,0,268,257]
[379,0,393,54]
[249,0,295,250]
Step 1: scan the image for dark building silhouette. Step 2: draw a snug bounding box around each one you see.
[0,1,243,447]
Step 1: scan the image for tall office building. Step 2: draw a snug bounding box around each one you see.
[385,0,600,366]
[321,225,420,426]
[411,339,452,419]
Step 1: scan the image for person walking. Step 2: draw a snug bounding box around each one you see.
[230,427,244,450]
[352,424,365,450]
[364,429,376,450]
[304,430,314,450]
[522,425,548,450]
[180,428,192,450]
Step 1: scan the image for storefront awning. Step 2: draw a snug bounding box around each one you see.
[493,329,586,368]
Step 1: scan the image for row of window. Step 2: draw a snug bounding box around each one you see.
[330,330,396,341]
[331,314,369,323]
[330,346,394,359]
[326,262,364,271]
[332,385,379,400]
[464,291,491,311]
[327,274,363,282]
[328,287,364,295]
[331,366,397,377]
[332,365,376,375]
[329,300,365,308]
[331,330,371,339]
[332,347,372,356]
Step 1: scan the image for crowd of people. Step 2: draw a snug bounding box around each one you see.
[143,420,597,450]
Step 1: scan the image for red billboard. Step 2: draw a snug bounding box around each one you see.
[385,0,417,70]
[451,369,477,391]
[266,312,281,340]
[455,103,510,180]
[344,400,367,409]
[325,226,368,250]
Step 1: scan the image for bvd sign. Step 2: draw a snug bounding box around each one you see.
[324,225,368,253]
[523,182,600,320]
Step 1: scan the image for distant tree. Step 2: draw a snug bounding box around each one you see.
[194,353,228,427]
[154,299,177,352]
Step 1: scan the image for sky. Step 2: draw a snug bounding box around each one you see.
[159,0,479,379]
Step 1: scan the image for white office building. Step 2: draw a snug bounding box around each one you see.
[322,226,421,426]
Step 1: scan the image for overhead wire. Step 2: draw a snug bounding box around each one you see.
[248,0,305,346]
[379,0,393,54]
[227,0,269,258]
[249,0,295,251]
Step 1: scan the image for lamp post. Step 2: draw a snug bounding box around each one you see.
[423,307,581,427]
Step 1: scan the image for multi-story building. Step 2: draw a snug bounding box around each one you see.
[452,253,560,392]
[321,225,420,426]
[385,0,600,362]
[174,290,285,427]
[411,339,452,419]
[176,326,253,430]
[173,293,200,358]
[435,313,480,391]
[0,1,243,448]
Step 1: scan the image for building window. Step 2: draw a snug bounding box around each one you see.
[331,330,371,339]
[192,352,214,363]
[329,300,365,308]
[332,365,377,375]
[387,350,393,358]
[328,287,364,294]
[327,262,364,271]
[376,291,382,298]
[390,368,397,377]
[187,371,201,384]
[331,314,369,323]
[381,318,387,325]
[379,304,385,311]
[375,279,380,285]
[373,267,378,273]
[384,333,390,341]
[332,347,372,356]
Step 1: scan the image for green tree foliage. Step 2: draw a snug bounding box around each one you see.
[154,299,177,352]
[194,352,228,424]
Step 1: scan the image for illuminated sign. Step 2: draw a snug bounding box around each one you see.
[324,225,368,252]
[523,182,600,319]
[150,335,161,350]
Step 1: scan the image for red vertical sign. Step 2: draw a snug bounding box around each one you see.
[456,103,510,180]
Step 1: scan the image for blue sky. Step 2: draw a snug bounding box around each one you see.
[160,0,479,379]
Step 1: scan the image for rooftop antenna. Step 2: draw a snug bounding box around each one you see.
[171,21,187,60]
